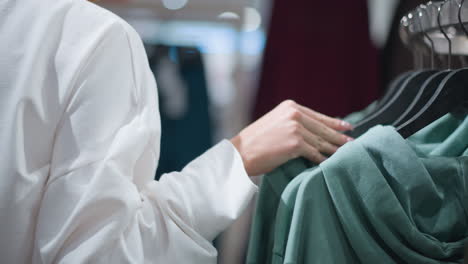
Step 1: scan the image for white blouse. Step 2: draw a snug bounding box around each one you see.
[0,0,257,263]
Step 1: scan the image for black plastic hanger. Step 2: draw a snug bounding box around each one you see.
[392,70,451,127]
[377,71,414,108]
[347,71,414,126]
[392,4,443,128]
[346,70,439,138]
[397,68,468,138]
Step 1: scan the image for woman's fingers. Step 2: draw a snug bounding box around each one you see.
[300,127,338,156]
[230,100,355,176]
[300,113,353,146]
[300,143,327,164]
[298,105,353,131]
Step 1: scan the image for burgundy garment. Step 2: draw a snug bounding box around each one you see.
[253,0,380,119]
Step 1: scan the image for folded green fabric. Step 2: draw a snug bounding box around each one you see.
[407,112,468,157]
[247,112,468,264]
[278,125,468,263]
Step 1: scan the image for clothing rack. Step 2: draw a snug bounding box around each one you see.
[401,0,468,63]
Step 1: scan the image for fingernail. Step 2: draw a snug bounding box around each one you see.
[346,137,354,142]
[341,121,354,130]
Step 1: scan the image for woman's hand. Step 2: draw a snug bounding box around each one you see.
[230,100,354,176]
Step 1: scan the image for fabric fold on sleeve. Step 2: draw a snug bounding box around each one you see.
[143,140,258,242]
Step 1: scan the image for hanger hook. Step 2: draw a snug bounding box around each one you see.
[458,0,468,36]
[418,6,435,69]
[438,0,452,69]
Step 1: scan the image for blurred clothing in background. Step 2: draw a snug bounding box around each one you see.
[253,0,380,119]
[148,45,213,179]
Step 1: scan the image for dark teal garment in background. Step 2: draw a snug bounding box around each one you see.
[247,112,468,264]
[148,45,214,180]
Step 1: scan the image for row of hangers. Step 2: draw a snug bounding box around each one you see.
[346,0,468,139]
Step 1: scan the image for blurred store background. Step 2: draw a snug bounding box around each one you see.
[98,0,270,180]
[94,0,428,262]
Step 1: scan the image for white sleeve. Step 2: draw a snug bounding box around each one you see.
[33,20,257,264]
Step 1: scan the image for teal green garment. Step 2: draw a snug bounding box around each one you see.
[270,167,322,264]
[246,159,312,264]
[246,103,378,264]
[273,165,351,263]
[271,113,468,263]
[246,110,468,264]
[276,125,468,263]
[407,111,468,157]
